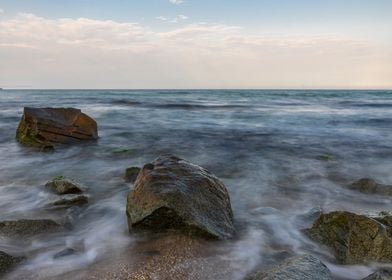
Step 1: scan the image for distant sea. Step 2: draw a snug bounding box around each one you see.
[1,90,392,279]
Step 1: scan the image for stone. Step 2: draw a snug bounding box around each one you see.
[0,219,62,237]
[126,155,235,239]
[53,248,76,259]
[50,194,89,207]
[305,211,392,264]
[363,270,392,280]
[349,178,392,196]
[124,167,141,183]
[45,177,84,195]
[249,255,333,280]
[0,251,24,275]
[16,107,98,149]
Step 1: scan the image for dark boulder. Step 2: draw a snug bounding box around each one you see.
[53,248,76,259]
[45,176,84,195]
[249,255,333,280]
[305,211,392,264]
[0,219,62,237]
[16,107,98,149]
[126,155,235,239]
[349,178,392,196]
[0,251,24,275]
[124,167,141,183]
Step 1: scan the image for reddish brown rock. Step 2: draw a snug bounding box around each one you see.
[16,107,98,149]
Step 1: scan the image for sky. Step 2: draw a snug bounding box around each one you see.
[0,0,391,89]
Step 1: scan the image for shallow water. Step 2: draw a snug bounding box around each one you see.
[1,89,392,279]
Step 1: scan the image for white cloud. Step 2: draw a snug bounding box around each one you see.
[0,9,4,14]
[157,14,188,23]
[0,13,391,89]
[169,0,184,4]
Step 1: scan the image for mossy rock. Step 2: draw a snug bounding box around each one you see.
[49,195,89,207]
[45,177,84,195]
[305,211,392,264]
[317,154,334,161]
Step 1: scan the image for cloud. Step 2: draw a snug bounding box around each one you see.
[0,9,4,14]
[169,0,184,4]
[0,13,391,89]
[157,14,188,23]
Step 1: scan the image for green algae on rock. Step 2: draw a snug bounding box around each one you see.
[305,211,392,264]
[126,155,235,239]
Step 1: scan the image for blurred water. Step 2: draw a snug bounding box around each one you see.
[1,89,392,279]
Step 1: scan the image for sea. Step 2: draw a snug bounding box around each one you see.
[1,89,392,279]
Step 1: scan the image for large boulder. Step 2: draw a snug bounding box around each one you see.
[305,211,392,264]
[16,107,98,148]
[249,255,333,280]
[126,155,235,239]
[0,219,62,237]
[349,178,392,196]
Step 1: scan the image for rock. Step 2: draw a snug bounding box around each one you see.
[50,194,89,207]
[124,167,140,183]
[126,155,235,239]
[53,248,76,259]
[349,178,392,196]
[0,251,24,275]
[16,107,98,148]
[305,211,392,264]
[0,219,62,237]
[363,270,392,280]
[45,177,84,195]
[249,255,333,280]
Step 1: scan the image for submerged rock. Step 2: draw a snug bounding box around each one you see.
[349,178,392,196]
[16,107,98,149]
[124,166,141,183]
[0,251,24,275]
[45,177,84,195]
[50,194,89,207]
[53,248,76,259]
[249,255,333,280]
[126,155,235,239]
[363,270,392,280]
[305,211,392,264]
[0,219,62,237]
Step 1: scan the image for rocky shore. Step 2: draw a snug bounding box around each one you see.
[3,106,392,279]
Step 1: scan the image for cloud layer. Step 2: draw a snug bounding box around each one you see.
[0,13,391,89]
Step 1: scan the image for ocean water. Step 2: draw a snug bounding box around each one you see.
[1,89,392,279]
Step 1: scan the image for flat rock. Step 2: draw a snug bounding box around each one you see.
[0,219,63,237]
[45,177,84,195]
[16,107,98,149]
[50,194,89,207]
[305,211,392,264]
[126,155,235,239]
[249,255,333,280]
[349,178,392,196]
